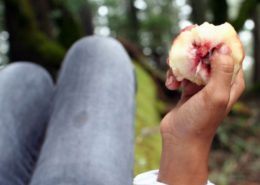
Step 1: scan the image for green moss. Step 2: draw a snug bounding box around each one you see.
[28,31,66,65]
[5,0,66,67]
[134,63,161,175]
[19,0,37,30]
[57,12,83,49]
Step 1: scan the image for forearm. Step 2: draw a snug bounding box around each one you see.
[158,133,213,185]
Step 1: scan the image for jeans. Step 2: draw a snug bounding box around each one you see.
[0,36,135,185]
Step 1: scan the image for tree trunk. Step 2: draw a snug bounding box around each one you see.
[126,0,139,43]
[232,0,259,30]
[253,3,260,84]
[3,0,65,73]
[210,0,228,25]
[79,3,94,36]
[189,0,207,24]
[29,0,53,37]
[50,1,83,49]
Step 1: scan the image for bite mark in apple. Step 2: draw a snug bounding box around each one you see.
[168,22,244,85]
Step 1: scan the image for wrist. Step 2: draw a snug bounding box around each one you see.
[158,133,213,185]
[160,111,218,144]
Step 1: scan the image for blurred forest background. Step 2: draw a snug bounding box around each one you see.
[0,0,259,185]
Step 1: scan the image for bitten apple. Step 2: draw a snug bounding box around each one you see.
[168,22,245,85]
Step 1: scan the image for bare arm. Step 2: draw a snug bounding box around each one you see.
[158,47,245,185]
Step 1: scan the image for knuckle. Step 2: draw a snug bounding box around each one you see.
[213,95,229,107]
[220,62,234,74]
[212,55,234,74]
[211,93,229,107]
[202,87,230,108]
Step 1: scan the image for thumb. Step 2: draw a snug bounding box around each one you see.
[207,45,234,91]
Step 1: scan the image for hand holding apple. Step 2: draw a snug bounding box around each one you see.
[168,22,244,85]
[158,23,245,185]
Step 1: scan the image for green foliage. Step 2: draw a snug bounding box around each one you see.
[3,0,66,67]
[26,31,65,65]
[250,83,260,93]
[91,0,179,54]
[231,0,259,30]
[49,0,85,48]
[55,11,83,49]
[138,0,179,53]
[18,0,67,65]
[19,0,37,29]
[60,0,86,14]
[209,101,260,185]
[0,2,3,30]
[134,62,161,175]
[3,0,36,30]
[58,22,82,49]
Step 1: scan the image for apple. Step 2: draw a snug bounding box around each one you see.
[168,22,245,85]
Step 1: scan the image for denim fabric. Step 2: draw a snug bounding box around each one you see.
[0,36,135,185]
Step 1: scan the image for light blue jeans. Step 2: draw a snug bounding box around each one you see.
[0,36,135,185]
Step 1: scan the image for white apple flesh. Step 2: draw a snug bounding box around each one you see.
[168,22,245,85]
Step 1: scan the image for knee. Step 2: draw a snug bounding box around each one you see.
[67,36,133,73]
[72,36,125,56]
[60,36,135,94]
[0,62,54,91]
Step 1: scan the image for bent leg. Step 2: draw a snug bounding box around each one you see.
[30,36,136,185]
[0,62,54,185]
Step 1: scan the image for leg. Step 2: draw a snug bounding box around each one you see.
[30,36,136,185]
[0,62,54,185]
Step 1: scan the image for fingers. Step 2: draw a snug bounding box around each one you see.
[165,70,181,90]
[166,44,244,112]
[165,70,203,106]
[206,46,234,94]
[199,45,235,112]
[182,80,203,97]
[180,80,203,104]
[226,68,245,112]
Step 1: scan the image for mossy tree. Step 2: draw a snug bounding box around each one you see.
[126,0,140,44]
[2,0,93,75]
[3,0,65,73]
[29,0,53,38]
